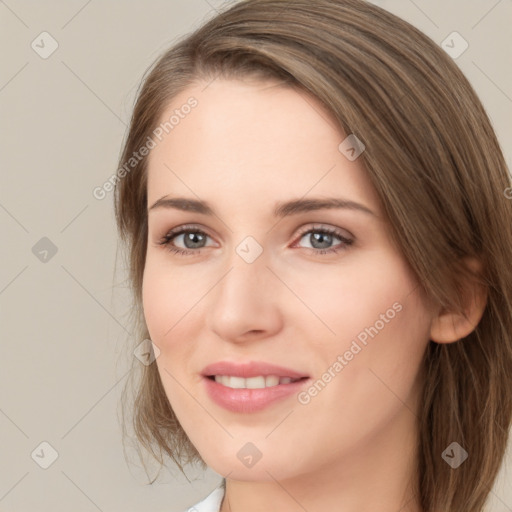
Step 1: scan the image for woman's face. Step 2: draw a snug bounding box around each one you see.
[143,78,434,481]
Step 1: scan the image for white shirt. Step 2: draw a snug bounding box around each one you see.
[184,482,226,512]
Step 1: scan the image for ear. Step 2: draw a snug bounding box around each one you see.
[430,257,488,343]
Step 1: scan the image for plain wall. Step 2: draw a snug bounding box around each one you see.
[1,0,511,510]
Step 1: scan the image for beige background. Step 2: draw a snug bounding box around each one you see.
[1,0,511,510]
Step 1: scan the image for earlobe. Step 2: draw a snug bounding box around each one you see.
[429,257,488,344]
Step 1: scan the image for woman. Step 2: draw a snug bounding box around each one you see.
[115,1,512,511]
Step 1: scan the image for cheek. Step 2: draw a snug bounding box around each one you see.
[141,260,202,410]
[141,258,203,401]
[284,249,420,345]
[141,255,201,342]
[142,273,171,344]
[141,254,222,388]
[292,250,430,413]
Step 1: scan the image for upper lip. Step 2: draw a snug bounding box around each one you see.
[201,361,309,379]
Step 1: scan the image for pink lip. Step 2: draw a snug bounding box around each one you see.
[201,361,310,413]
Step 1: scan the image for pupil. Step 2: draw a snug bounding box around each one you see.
[185,232,204,249]
[311,232,332,249]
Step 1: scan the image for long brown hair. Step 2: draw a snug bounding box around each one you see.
[114,1,512,509]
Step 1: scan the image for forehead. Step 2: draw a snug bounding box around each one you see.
[146,78,381,213]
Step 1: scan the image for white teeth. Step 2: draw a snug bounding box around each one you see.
[246,376,266,389]
[265,375,279,387]
[213,375,297,389]
[228,376,245,389]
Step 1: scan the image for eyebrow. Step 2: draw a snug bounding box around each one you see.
[148,196,376,217]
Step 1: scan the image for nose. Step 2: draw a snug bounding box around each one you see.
[205,253,284,344]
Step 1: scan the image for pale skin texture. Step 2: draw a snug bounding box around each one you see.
[142,78,486,512]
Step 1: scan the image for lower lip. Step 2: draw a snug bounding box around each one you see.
[202,376,310,413]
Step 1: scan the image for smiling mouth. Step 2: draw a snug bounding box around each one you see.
[206,375,308,389]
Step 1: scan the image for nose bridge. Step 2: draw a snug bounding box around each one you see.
[206,238,282,341]
[215,225,269,283]
[219,237,269,305]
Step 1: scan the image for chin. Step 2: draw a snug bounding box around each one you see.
[199,445,299,482]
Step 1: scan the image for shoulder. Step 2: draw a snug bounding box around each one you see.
[182,482,225,512]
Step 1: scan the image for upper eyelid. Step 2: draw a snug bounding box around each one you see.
[296,223,353,237]
[163,224,216,241]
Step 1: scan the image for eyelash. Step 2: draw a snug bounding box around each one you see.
[157,224,354,257]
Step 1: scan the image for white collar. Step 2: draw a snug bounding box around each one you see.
[186,483,225,512]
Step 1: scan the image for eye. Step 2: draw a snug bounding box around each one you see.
[293,224,354,255]
[157,223,354,257]
[157,224,215,256]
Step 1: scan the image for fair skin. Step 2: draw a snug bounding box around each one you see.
[142,78,485,512]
